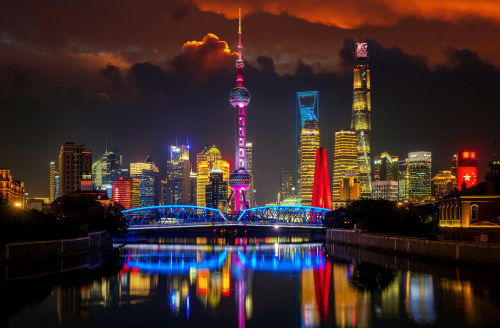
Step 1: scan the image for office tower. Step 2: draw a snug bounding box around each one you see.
[351,42,372,197]
[0,168,25,208]
[245,142,255,207]
[408,151,432,202]
[92,149,121,190]
[311,148,332,209]
[190,171,197,205]
[165,144,191,205]
[296,91,319,191]
[299,115,320,206]
[280,171,295,202]
[55,174,59,199]
[49,161,57,202]
[372,181,399,201]
[58,142,92,196]
[196,145,230,207]
[112,177,139,210]
[130,156,159,207]
[456,150,478,191]
[339,170,361,201]
[373,152,399,181]
[432,171,457,200]
[398,159,408,200]
[332,130,358,201]
[205,169,228,211]
[228,9,252,214]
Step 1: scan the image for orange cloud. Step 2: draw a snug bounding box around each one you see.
[171,33,237,78]
[192,0,500,29]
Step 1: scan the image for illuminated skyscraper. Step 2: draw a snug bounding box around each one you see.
[130,156,159,207]
[408,151,432,202]
[58,142,92,196]
[205,169,228,211]
[332,130,358,201]
[245,142,255,207]
[49,161,57,202]
[351,42,372,197]
[113,177,139,210]
[296,91,319,191]
[228,9,252,213]
[92,149,121,198]
[299,115,320,206]
[280,171,295,202]
[432,171,457,200]
[456,150,478,191]
[340,170,361,201]
[196,145,229,208]
[165,144,191,205]
[373,152,399,182]
[398,159,408,200]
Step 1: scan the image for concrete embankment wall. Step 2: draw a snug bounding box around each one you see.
[1,231,110,261]
[326,229,500,265]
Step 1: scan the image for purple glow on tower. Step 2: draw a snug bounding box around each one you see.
[228,9,252,214]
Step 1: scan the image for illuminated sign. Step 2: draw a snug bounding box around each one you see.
[457,167,477,191]
[356,42,368,58]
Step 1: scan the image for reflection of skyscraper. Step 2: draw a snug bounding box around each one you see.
[333,130,358,201]
[130,156,159,207]
[165,145,191,205]
[351,42,372,197]
[57,285,91,324]
[299,116,320,206]
[408,151,432,202]
[296,91,319,191]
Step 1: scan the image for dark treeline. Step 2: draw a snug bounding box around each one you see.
[324,199,438,238]
[0,195,126,244]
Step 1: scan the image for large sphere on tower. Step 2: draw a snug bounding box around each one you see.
[229,87,251,108]
[228,168,251,191]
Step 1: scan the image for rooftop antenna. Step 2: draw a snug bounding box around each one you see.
[105,136,108,153]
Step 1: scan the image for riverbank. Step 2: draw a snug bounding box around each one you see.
[326,228,500,266]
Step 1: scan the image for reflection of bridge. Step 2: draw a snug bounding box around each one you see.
[122,205,331,228]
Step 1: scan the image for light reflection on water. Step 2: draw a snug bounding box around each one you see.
[6,237,500,328]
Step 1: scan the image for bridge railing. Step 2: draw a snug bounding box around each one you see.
[122,205,227,226]
[236,205,331,226]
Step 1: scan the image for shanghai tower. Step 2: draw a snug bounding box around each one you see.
[351,42,372,197]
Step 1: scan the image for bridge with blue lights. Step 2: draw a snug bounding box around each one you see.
[122,205,331,229]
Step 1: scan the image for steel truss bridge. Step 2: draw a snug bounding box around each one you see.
[122,205,331,228]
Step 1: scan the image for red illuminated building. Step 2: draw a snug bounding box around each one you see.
[113,177,139,210]
[311,148,332,210]
[456,150,478,191]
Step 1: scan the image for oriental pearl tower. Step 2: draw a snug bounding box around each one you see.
[228,9,252,214]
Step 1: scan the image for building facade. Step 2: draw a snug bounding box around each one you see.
[165,145,191,205]
[351,42,372,197]
[339,171,361,202]
[49,161,58,202]
[332,130,358,201]
[299,116,320,206]
[130,156,159,207]
[408,151,432,202]
[58,142,92,197]
[205,170,228,212]
[280,171,295,202]
[112,177,139,210]
[373,152,399,182]
[432,170,457,200]
[196,145,229,208]
[372,181,399,201]
[0,168,25,208]
[92,150,121,193]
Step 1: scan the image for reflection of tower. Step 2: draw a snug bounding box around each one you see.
[351,42,372,197]
[228,9,252,213]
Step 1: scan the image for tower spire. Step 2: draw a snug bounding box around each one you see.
[238,8,242,61]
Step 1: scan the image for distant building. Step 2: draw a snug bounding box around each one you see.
[432,171,457,200]
[373,152,399,181]
[190,171,197,205]
[92,149,122,198]
[280,171,295,202]
[372,181,399,201]
[408,151,432,202]
[0,168,25,208]
[49,161,58,202]
[80,173,94,191]
[130,156,159,207]
[205,170,228,212]
[165,145,191,205]
[58,142,92,197]
[299,115,320,206]
[332,129,358,201]
[112,177,140,210]
[339,170,361,202]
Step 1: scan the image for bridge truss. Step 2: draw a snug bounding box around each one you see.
[236,205,330,226]
[122,205,227,226]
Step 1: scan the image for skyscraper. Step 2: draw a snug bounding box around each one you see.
[130,156,159,207]
[408,151,432,202]
[332,130,358,201]
[196,145,229,208]
[299,115,320,206]
[296,91,319,191]
[112,177,140,210]
[432,171,457,200]
[280,171,295,202]
[373,152,399,182]
[58,142,92,197]
[245,142,255,207]
[351,42,372,197]
[205,169,228,212]
[49,161,57,202]
[92,150,121,188]
[165,144,191,205]
[340,170,361,201]
[228,9,252,214]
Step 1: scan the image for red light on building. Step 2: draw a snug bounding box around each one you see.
[471,152,476,159]
[462,151,469,159]
[311,147,333,210]
[113,177,132,209]
[457,167,477,191]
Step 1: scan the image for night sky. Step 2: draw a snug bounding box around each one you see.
[1,0,499,204]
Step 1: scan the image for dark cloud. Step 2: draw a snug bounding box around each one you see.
[4,64,36,89]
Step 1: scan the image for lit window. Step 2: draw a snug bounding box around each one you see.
[471,204,478,221]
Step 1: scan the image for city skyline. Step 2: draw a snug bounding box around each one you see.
[0,1,499,204]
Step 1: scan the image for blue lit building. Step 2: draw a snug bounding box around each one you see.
[296,91,319,192]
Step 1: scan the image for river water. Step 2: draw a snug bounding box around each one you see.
[4,233,500,327]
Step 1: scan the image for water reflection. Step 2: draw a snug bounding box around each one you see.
[4,238,500,328]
